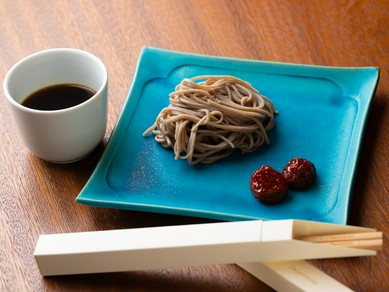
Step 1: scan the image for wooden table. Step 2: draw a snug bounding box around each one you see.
[0,0,388,290]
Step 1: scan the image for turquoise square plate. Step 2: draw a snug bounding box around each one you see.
[76,47,379,224]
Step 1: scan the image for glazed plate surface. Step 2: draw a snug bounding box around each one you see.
[76,47,379,224]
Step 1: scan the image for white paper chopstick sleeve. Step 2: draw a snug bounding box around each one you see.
[34,220,376,276]
[238,260,354,292]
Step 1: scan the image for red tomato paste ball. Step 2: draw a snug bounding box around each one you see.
[250,166,288,204]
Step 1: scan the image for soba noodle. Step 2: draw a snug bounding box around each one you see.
[143,75,276,165]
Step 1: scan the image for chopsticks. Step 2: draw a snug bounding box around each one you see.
[299,231,383,250]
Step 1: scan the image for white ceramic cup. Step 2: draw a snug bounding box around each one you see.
[3,48,108,163]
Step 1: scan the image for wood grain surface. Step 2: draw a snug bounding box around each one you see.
[0,0,388,291]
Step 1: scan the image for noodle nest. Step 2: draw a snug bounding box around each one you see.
[143,75,277,165]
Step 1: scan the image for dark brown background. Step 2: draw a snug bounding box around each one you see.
[0,0,388,290]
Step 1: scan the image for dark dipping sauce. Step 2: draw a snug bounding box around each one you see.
[22,84,96,111]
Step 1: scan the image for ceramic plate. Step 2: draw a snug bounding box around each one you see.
[76,47,379,224]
